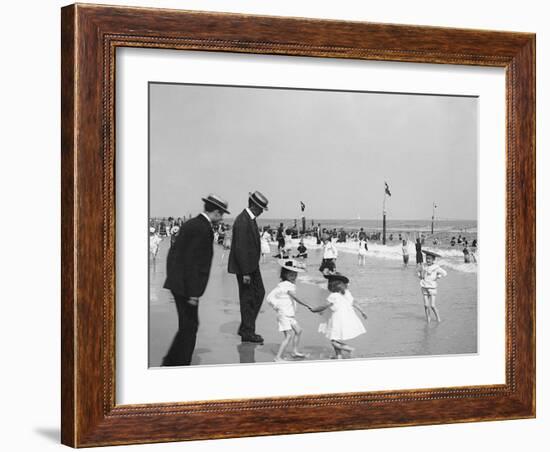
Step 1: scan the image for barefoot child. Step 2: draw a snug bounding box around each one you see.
[149,227,163,262]
[402,239,410,266]
[294,239,308,259]
[319,236,338,276]
[266,259,311,361]
[260,227,271,263]
[310,273,367,359]
[417,250,448,322]
[357,238,368,266]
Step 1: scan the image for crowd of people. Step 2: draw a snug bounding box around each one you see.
[151,216,477,265]
[150,196,477,364]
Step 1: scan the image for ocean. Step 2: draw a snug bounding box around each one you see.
[255,218,477,234]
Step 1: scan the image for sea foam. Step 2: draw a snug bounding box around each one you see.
[277,237,477,273]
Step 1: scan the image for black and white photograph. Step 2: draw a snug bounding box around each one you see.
[148,82,478,367]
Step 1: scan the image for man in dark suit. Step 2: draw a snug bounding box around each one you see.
[228,191,269,343]
[161,194,230,366]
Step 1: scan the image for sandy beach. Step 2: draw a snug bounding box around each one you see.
[149,235,477,367]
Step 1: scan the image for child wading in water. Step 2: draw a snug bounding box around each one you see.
[266,259,311,361]
[149,227,163,262]
[310,273,367,359]
[417,250,448,322]
[357,238,368,266]
[319,235,338,276]
[294,239,308,259]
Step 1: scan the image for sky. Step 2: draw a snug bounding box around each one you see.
[149,83,477,220]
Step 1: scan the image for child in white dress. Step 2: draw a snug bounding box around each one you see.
[149,227,162,261]
[260,228,271,263]
[310,273,367,359]
[357,239,368,266]
[284,230,293,254]
[417,250,448,322]
[266,259,311,361]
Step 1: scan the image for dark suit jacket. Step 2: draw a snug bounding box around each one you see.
[163,214,214,297]
[227,209,261,275]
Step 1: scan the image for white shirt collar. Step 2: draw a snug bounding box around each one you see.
[245,208,256,220]
[200,212,212,224]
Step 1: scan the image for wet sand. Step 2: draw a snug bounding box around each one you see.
[149,240,477,367]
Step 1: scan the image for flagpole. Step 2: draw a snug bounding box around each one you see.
[300,201,306,235]
[431,201,435,235]
[382,191,387,245]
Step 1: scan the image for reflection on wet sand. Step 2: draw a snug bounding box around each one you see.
[237,343,259,363]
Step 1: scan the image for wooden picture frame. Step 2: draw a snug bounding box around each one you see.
[61,3,535,447]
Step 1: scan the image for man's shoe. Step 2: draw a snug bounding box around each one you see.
[241,335,263,343]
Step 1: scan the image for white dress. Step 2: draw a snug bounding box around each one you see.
[323,241,338,259]
[260,231,271,254]
[284,233,293,252]
[358,240,368,256]
[149,234,162,255]
[318,290,366,341]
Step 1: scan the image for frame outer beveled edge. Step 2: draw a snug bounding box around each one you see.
[60,3,536,447]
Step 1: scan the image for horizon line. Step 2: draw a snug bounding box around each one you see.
[149,215,477,222]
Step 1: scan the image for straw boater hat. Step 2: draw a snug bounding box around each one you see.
[422,249,442,258]
[325,272,350,284]
[248,190,269,211]
[201,194,230,214]
[278,259,306,273]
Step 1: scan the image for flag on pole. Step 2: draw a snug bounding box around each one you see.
[300,201,306,212]
[384,182,392,197]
